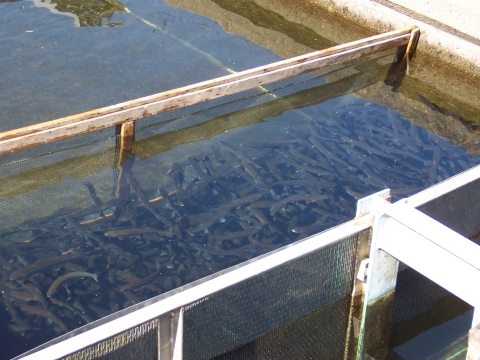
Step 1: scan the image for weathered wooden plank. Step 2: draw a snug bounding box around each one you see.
[0,26,417,154]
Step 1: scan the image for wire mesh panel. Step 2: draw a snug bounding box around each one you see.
[61,319,159,360]
[0,127,119,234]
[417,177,480,240]
[387,175,480,356]
[388,265,471,358]
[183,234,359,360]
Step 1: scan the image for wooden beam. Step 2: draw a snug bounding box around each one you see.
[0,26,417,155]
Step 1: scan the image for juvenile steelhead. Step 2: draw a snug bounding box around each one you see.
[126,174,173,228]
[47,271,99,297]
[19,305,69,333]
[10,251,90,280]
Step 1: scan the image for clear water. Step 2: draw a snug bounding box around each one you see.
[0,0,479,359]
[0,0,283,131]
[1,90,479,358]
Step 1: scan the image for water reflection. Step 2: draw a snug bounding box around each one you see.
[32,0,125,27]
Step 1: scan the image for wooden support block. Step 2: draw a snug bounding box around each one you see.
[468,324,480,360]
[117,121,135,167]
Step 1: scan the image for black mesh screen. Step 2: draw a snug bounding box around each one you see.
[61,319,158,360]
[417,176,480,240]
[183,235,358,360]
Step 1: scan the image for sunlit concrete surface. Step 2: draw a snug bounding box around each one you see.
[312,0,480,76]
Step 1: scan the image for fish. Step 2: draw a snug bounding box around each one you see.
[209,226,262,241]
[189,243,252,259]
[104,228,174,238]
[308,137,350,167]
[19,280,48,308]
[219,141,259,168]
[158,187,184,219]
[119,265,161,292]
[241,160,267,187]
[270,194,328,214]
[187,209,230,234]
[72,198,125,219]
[126,174,173,228]
[10,251,91,280]
[82,179,102,206]
[19,305,69,333]
[65,216,107,249]
[188,156,207,180]
[47,271,99,297]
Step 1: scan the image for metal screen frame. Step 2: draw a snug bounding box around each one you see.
[14,214,372,360]
[357,164,480,359]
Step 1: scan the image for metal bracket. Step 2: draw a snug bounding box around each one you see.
[357,259,370,283]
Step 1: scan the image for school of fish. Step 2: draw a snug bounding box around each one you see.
[0,100,478,348]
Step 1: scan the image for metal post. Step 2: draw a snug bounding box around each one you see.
[159,308,183,359]
[354,190,398,359]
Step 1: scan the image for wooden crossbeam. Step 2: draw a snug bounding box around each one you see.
[0,26,418,155]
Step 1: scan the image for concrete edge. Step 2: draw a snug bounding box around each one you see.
[312,0,480,77]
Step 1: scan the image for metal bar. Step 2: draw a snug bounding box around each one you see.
[0,27,416,155]
[406,164,480,208]
[384,202,480,271]
[16,216,372,360]
[379,203,480,307]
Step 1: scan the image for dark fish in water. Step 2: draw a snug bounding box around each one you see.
[47,271,99,297]
[65,216,107,249]
[176,264,186,287]
[72,198,125,219]
[188,156,207,180]
[10,290,37,302]
[104,228,174,238]
[126,174,173,228]
[275,180,336,188]
[188,209,230,234]
[241,140,300,148]
[220,141,262,170]
[241,160,267,187]
[3,296,25,325]
[190,243,252,259]
[48,296,76,312]
[283,156,332,176]
[82,179,102,206]
[428,146,442,183]
[158,187,184,219]
[10,251,92,280]
[116,155,135,199]
[271,194,328,213]
[19,305,69,333]
[19,280,48,308]
[216,193,264,211]
[209,226,262,241]
[119,265,161,292]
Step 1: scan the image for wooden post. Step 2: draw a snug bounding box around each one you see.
[115,121,135,199]
[117,120,135,167]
